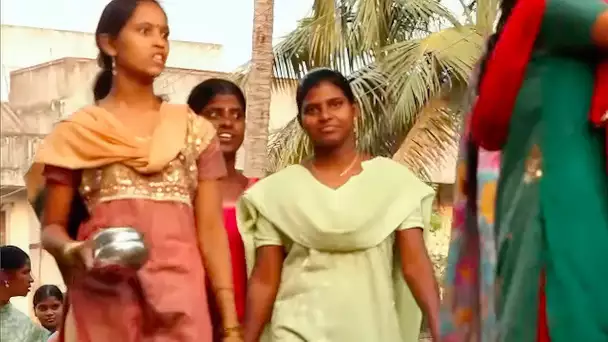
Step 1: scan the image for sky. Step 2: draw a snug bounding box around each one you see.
[1,0,464,70]
[0,0,315,70]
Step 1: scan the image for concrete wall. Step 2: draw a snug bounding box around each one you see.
[1,25,223,100]
[0,191,63,317]
[4,57,298,172]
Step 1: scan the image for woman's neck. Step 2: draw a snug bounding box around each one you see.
[222,153,242,178]
[0,291,10,307]
[313,140,358,170]
[107,73,159,110]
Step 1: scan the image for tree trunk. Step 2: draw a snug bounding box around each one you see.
[244,0,274,177]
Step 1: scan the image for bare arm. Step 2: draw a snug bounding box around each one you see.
[592,10,608,47]
[42,182,75,257]
[195,179,240,332]
[41,176,94,282]
[396,228,441,340]
[243,245,284,342]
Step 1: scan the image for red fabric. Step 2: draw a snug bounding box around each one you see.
[470,0,608,171]
[592,2,608,171]
[209,178,259,341]
[537,272,551,342]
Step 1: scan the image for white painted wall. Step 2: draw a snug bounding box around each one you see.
[0,25,223,100]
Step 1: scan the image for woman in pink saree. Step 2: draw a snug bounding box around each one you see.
[187,79,258,340]
[25,1,241,341]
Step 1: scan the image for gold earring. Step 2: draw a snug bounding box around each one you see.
[111,57,117,75]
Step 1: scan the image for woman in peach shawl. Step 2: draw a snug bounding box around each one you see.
[25,1,241,341]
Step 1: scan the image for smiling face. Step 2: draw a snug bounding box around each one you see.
[35,296,64,331]
[101,1,170,79]
[200,94,246,154]
[300,81,358,148]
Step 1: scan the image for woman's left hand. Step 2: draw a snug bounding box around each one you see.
[222,335,243,342]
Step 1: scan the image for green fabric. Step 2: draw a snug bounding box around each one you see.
[237,157,435,342]
[0,303,50,342]
[541,0,608,49]
[495,1,608,341]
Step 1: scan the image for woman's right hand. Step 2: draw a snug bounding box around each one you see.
[60,240,94,271]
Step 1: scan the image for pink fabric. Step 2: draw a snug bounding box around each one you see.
[208,178,258,341]
[45,140,227,342]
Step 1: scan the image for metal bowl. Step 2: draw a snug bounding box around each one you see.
[90,227,149,278]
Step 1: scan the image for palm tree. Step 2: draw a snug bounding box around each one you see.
[243,0,275,177]
[266,0,494,180]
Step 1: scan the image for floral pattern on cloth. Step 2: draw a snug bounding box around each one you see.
[0,303,50,342]
[440,61,501,342]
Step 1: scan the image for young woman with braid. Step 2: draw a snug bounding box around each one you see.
[445,0,608,341]
[25,1,241,340]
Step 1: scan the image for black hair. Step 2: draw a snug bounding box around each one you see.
[33,285,64,307]
[476,0,517,92]
[92,0,163,101]
[0,245,30,272]
[295,68,355,122]
[187,78,247,114]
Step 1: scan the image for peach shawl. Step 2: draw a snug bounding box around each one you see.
[25,102,212,201]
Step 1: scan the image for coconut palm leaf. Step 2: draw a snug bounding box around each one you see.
[238,0,499,176]
[381,25,484,129]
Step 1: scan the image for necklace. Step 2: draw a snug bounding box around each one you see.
[312,154,360,177]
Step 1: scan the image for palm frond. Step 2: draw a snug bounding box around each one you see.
[380,25,483,130]
[249,1,499,176]
[392,99,461,181]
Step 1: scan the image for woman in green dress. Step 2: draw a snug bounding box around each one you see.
[469,0,608,341]
[238,68,440,342]
[0,245,50,342]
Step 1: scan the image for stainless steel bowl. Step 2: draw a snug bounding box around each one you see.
[91,227,149,278]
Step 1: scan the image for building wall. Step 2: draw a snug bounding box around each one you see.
[0,25,223,100]
[1,191,62,317]
[5,58,299,170]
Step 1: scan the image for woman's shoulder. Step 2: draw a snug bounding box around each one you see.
[182,108,218,155]
[47,331,59,341]
[367,156,416,176]
[245,165,303,193]
[0,304,49,338]
[367,157,434,192]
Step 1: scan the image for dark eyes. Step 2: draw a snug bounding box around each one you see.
[205,110,243,120]
[303,100,343,115]
[138,27,169,39]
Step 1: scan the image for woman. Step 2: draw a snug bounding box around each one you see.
[0,245,50,342]
[25,0,241,341]
[238,68,440,342]
[33,285,64,334]
[187,79,255,339]
[469,0,608,341]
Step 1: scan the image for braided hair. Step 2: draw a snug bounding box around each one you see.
[477,0,519,91]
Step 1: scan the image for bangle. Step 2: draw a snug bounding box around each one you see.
[222,325,242,337]
[215,287,234,294]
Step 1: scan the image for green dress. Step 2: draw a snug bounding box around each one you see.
[0,303,50,342]
[237,157,435,341]
[494,0,608,341]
